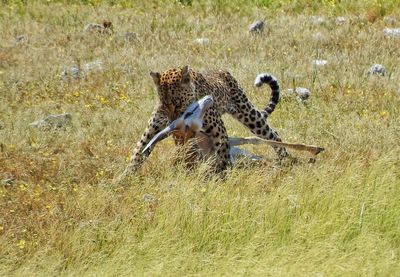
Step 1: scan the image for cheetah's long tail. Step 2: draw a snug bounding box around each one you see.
[254,73,280,116]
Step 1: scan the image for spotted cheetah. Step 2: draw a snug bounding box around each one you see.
[125,66,288,174]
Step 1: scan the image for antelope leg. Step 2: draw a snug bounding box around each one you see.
[229,137,324,155]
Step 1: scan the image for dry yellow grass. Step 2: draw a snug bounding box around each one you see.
[0,1,399,275]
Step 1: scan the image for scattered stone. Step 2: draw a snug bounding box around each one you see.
[311,16,325,25]
[287,87,311,102]
[249,20,264,34]
[193,38,210,45]
[143,194,156,202]
[83,21,113,35]
[368,64,387,76]
[335,16,346,25]
[1,178,14,187]
[15,35,27,44]
[61,60,103,80]
[313,59,328,66]
[347,15,365,25]
[61,65,81,80]
[30,113,72,129]
[295,87,311,101]
[383,28,400,38]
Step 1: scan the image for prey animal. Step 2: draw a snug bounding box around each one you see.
[142,95,324,167]
[142,95,214,156]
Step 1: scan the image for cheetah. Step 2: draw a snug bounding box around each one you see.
[125,65,288,174]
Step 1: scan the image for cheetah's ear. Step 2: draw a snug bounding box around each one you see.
[150,71,161,86]
[181,65,190,83]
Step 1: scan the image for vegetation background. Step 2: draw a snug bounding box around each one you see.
[1,0,399,275]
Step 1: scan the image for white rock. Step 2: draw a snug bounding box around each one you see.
[249,20,265,33]
[30,113,72,129]
[61,65,81,80]
[295,87,311,101]
[383,28,400,38]
[61,61,103,80]
[313,59,328,66]
[143,194,156,202]
[286,87,311,102]
[368,64,387,76]
[15,35,27,43]
[335,16,346,25]
[1,178,14,186]
[193,38,210,45]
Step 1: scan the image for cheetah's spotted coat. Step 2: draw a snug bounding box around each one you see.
[127,66,287,173]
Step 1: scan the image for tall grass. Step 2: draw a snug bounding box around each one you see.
[0,1,399,275]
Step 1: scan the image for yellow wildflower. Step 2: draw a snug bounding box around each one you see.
[17,240,26,249]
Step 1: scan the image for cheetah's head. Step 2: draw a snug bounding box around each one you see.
[150,65,196,120]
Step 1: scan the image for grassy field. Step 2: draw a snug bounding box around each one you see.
[1,1,400,275]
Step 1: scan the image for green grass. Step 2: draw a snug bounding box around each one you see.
[1,1,399,275]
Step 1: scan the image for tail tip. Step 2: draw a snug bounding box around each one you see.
[254,73,277,87]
